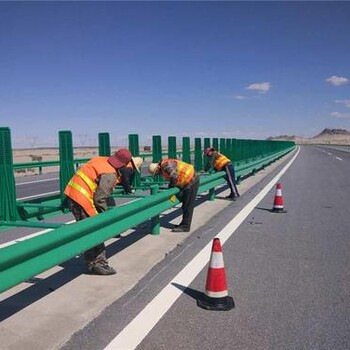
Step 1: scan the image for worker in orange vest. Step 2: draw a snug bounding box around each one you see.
[148,159,199,232]
[64,149,142,275]
[204,147,240,200]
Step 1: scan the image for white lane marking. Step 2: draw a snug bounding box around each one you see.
[17,191,60,201]
[336,157,343,161]
[104,147,301,350]
[0,220,76,249]
[16,178,59,186]
[327,152,332,156]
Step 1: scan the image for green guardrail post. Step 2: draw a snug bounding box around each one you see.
[98,132,111,156]
[208,168,216,201]
[59,130,75,206]
[168,136,177,159]
[0,127,20,221]
[194,138,203,171]
[150,185,160,235]
[182,137,191,163]
[129,134,141,188]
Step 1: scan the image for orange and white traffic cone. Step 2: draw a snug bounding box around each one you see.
[197,238,235,311]
[272,183,287,213]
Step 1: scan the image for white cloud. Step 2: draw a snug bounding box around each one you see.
[335,99,350,108]
[234,95,246,100]
[330,111,350,119]
[326,75,349,86]
[246,82,271,94]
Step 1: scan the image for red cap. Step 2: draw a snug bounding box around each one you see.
[204,147,215,156]
[108,149,132,169]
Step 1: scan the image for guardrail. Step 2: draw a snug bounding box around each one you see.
[0,144,294,293]
[1,127,295,226]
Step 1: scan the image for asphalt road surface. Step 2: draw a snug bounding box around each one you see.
[57,145,350,350]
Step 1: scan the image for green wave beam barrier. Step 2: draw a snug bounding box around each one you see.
[0,144,295,293]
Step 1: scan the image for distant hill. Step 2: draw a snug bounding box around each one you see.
[312,128,350,138]
[268,128,350,145]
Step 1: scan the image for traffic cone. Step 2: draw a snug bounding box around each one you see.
[197,238,235,311]
[271,183,287,213]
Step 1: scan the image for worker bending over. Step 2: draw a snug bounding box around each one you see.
[204,147,240,200]
[149,158,199,232]
[64,149,143,275]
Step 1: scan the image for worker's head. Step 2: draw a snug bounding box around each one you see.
[131,157,143,173]
[148,163,160,176]
[204,147,215,156]
[108,148,132,169]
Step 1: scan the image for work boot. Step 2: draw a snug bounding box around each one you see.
[225,193,236,201]
[89,263,116,275]
[171,225,190,232]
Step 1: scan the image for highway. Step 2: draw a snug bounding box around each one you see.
[60,145,350,350]
[1,145,349,350]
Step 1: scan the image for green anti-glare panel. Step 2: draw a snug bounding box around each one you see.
[203,137,211,171]
[168,136,177,159]
[128,134,141,187]
[128,134,140,156]
[152,135,162,163]
[152,135,162,182]
[59,131,75,204]
[0,127,19,221]
[98,133,111,156]
[182,137,191,163]
[194,138,203,171]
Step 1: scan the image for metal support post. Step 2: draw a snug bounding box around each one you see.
[150,185,160,235]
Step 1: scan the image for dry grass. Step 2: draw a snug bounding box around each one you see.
[13,147,99,177]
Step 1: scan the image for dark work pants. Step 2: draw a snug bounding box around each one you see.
[180,175,200,229]
[223,163,240,197]
[67,199,107,268]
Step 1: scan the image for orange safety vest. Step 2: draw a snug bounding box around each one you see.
[213,152,231,171]
[160,159,195,187]
[64,157,119,216]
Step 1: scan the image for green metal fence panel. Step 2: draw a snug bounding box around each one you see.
[152,135,162,182]
[194,138,203,171]
[212,138,219,151]
[0,127,19,221]
[152,135,162,163]
[128,134,141,187]
[168,136,177,159]
[59,131,75,204]
[203,137,211,171]
[219,138,226,155]
[98,133,111,156]
[182,137,191,163]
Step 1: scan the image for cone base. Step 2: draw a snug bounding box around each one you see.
[197,294,235,311]
[271,208,287,213]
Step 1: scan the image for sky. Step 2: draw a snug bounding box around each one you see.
[1,1,350,148]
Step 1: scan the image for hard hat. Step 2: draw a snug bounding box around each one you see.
[131,157,143,173]
[204,147,215,156]
[108,148,132,169]
[148,163,159,175]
